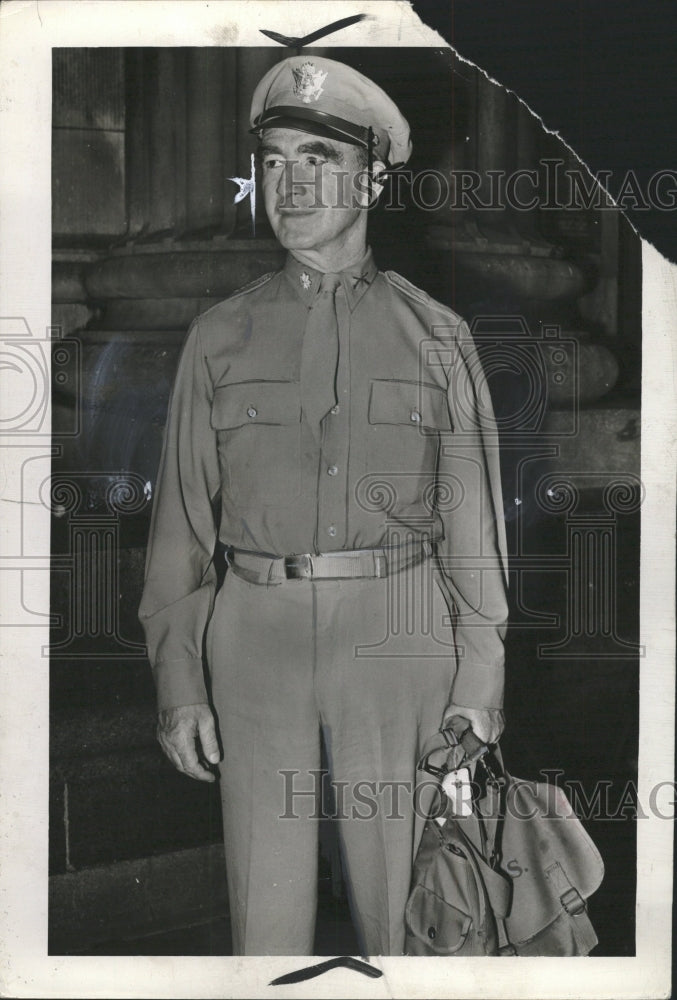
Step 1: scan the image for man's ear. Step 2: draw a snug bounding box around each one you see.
[355,159,387,208]
[370,159,387,201]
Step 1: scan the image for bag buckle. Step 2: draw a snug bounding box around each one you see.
[560,887,586,916]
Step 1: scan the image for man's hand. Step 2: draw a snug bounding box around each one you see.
[441,704,505,746]
[156,703,221,782]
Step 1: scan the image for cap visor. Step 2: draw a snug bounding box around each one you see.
[250,106,369,148]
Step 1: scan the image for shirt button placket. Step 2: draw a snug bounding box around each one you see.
[317,292,350,550]
[319,436,345,545]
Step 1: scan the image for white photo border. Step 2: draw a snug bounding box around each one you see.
[0,1,674,997]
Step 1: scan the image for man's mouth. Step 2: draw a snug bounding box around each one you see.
[276,206,317,215]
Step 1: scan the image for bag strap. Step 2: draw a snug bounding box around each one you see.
[423,724,509,873]
[457,733,515,952]
[451,820,512,919]
[458,733,508,871]
[496,917,517,956]
[487,772,508,870]
[545,861,599,954]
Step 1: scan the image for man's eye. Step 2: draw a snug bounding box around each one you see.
[263,157,283,170]
[305,156,326,167]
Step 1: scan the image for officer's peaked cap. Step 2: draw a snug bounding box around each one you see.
[250,55,412,166]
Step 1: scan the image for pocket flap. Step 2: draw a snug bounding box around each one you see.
[368,380,452,431]
[211,381,301,430]
[405,884,472,954]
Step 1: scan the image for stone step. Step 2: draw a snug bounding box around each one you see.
[49,843,228,954]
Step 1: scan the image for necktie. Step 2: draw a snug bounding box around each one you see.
[300,272,342,433]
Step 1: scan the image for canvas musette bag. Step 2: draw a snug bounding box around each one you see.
[405,729,605,956]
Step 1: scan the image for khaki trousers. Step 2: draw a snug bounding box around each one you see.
[207,557,456,955]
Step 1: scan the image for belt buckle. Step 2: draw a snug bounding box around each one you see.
[373,552,387,578]
[284,553,313,580]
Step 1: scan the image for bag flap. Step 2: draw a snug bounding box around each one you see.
[500,777,605,945]
[211,381,301,430]
[368,379,452,431]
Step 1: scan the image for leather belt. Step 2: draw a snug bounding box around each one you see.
[225,540,434,585]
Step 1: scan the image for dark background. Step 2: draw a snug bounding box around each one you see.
[414,4,675,975]
[47,1,663,957]
[415,0,677,263]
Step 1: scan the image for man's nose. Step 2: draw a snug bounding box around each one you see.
[276,160,313,203]
[276,160,294,199]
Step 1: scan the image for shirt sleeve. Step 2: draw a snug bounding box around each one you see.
[435,320,509,710]
[138,318,221,712]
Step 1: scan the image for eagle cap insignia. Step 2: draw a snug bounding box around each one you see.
[291,61,328,104]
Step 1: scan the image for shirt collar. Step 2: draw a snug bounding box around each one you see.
[283,247,378,311]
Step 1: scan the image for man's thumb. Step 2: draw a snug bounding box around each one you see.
[198,713,221,764]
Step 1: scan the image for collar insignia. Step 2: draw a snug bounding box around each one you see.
[352,271,371,289]
[300,271,311,290]
[291,61,328,104]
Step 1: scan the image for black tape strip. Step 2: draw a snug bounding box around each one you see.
[269,956,383,986]
[260,14,368,48]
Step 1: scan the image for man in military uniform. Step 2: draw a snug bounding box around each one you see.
[139,55,508,956]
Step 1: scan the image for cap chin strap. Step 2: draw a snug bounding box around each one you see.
[367,126,374,206]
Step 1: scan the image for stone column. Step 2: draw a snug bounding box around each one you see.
[125,48,241,241]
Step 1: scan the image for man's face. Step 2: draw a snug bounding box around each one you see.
[260,127,369,255]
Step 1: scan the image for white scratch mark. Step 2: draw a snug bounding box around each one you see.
[227,153,256,236]
[64,781,74,872]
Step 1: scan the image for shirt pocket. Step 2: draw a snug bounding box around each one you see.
[364,379,453,517]
[211,380,302,508]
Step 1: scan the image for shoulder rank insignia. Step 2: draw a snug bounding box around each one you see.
[291,61,328,104]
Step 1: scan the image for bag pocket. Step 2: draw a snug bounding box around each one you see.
[405,883,473,956]
[211,380,302,507]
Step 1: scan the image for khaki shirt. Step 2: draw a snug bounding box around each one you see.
[139,248,509,712]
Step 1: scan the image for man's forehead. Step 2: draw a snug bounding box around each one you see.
[260,127,352,156]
